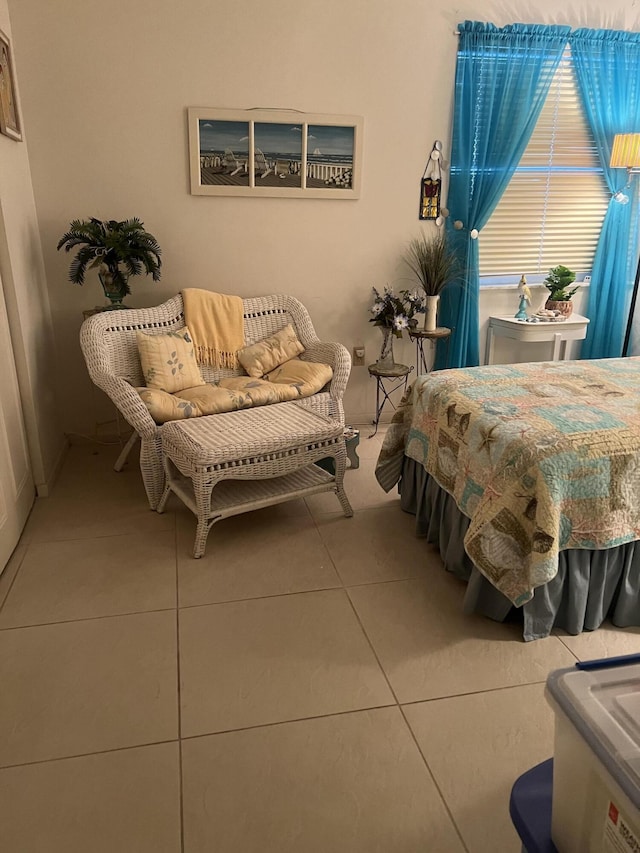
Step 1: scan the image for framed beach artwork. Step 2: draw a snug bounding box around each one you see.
[188,108,363,198]
[0,29,20,141]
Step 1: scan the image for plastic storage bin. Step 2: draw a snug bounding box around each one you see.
[545,654,640,853]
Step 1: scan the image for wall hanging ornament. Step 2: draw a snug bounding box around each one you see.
[419,141,443,221]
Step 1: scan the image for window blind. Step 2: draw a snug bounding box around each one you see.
[479,49,610,277]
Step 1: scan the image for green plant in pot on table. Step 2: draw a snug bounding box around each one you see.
[403,229,459,331]
[57,217,162,309]
[544,265,579,317]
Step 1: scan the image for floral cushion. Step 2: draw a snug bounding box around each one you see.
[137,359,332,423]
[179,378,283,412]
[136,326,204,393]
[264,358,333,396]
[237,324,304,377]
[137,387,204,422]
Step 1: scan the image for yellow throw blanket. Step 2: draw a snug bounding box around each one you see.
[182,288,244,369]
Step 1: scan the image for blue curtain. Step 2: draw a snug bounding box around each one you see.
[437,22,570,368]
[570,29,640,359]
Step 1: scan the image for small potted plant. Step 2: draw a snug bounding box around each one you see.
[544,265,579,317]
[404,230,459,331]
[57,217,162,309]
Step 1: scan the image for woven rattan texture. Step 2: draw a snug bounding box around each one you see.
[79,294,351,509]
[161,401,342,468]
[159,399,352,557]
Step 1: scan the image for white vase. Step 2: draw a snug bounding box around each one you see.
[424,294,440,331]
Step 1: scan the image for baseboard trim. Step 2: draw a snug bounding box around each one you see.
[34,437,69,498]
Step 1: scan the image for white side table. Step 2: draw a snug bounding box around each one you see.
[485,314,590,364]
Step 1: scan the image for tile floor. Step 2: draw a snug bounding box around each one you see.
[1,428,640,852]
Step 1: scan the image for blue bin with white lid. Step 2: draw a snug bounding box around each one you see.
[545,653,640,853]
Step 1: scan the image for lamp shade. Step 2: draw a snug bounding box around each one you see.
[610,133,640,168]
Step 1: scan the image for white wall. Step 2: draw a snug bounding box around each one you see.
[0,1,64,493]
[8,0,640,430]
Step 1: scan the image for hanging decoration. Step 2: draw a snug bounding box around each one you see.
[419,141,443,221]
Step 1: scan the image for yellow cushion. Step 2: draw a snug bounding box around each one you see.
[137,387,203,423]
[265,357,333,396]
[137,378,291,423]
[180,378,284,412]
[237,324,304,378]
[136,365,331,424]
[136,326,204,393]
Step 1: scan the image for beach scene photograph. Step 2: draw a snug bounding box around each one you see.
[198,119,355,190]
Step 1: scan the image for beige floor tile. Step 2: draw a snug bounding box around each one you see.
[0,742,181,853]
[404,683,556,853]
[316,505,436,585]
[182,707,465,853]
[179,589,394,737]
[0,610,178,766]
[177,506,340,607]
[22,444,174,543]
[557,623,640,660]
[349,577,576,703]
[305,453,400,515]
[0,530,176,628]
[0,543,26,609]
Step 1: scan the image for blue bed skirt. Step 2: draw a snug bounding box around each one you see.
[399,457,640,641]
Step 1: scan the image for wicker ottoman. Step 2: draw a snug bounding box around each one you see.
[157,400,353,558]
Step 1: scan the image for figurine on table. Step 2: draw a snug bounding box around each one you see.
[515,275,531,321]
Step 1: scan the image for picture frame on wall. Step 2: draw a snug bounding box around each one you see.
[188,107,363,199]
[0,29,21,141]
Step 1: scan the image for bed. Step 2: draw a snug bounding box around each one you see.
[375,357,640,640]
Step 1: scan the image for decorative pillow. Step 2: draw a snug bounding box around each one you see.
[265,357,333,397]
[136,326,204,393]
[137,387,203,423]
[237,324,304,378]
[136,363,332,424]
[138,379,289,423]
[179,378,283,413]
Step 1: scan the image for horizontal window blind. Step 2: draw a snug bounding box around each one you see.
[479,50,610,277]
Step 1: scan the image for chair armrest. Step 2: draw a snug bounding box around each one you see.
[302,341,351,400]
[92,374,159,439]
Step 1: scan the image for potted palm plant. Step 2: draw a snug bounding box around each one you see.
[57,217,162,309]
[404,230,458,330]
[544,265,578,317]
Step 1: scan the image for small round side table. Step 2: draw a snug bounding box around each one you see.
[367,362,413,438]
[408,327,451,373]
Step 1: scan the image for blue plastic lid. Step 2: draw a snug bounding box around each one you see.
[546,654,640,810]
[509,758,557,853]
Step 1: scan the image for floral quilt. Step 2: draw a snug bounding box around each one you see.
[375,357,640,606]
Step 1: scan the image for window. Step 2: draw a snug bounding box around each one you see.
[479,50,610,279]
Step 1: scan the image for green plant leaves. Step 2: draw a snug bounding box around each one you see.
[56,217,162,289]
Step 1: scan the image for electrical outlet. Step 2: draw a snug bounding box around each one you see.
[352,345,365,366]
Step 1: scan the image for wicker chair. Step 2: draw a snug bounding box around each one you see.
[79,293,351,510]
